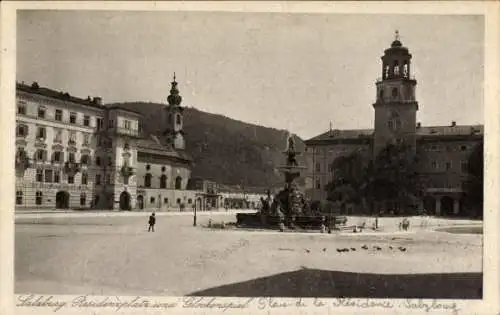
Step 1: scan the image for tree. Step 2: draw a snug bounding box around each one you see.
[325,151,368,214]
[463,141,483,218]
[365,143,423,215]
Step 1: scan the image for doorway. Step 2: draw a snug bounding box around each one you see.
[119,191,131,211]
[55,191,70,209]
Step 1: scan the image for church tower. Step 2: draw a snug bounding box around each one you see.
[163,73,186,150]
[373,31,418,155]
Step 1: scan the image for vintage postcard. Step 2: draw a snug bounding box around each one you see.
[1,1,499,315]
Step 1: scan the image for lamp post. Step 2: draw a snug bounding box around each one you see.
[193,200,197,226]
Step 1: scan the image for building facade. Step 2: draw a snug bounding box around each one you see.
[14,77,196,211]
[304,33,483,216]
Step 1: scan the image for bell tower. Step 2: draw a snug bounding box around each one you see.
[163,73,186,150]
[373,31,418,155]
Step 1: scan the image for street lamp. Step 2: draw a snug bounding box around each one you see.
[193,200,197,226]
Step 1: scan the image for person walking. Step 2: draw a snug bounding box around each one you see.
[148,212,156,232]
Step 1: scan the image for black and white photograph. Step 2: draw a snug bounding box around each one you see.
[1,2,499,315]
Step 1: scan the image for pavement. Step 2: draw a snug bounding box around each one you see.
[15,213,483,298]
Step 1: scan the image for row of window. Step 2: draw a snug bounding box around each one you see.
[313,179,464,191]
[18,103,136,132]
[16,191,192,207]
[35,169,90,185]
[18,102,96,127]
[144,196,192,205]
[17,124,92,146]
[16,190,87,206]
[20,149,91,165]
[307,144,472,155]
[312,160,469,173]
[143,173,182,189]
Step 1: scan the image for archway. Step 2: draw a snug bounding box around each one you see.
[55,191,70,209]
[423,195,436,215]
[119,191,131,211]
[136,195,144,210]
[441,196,454,217]
[175,176,182,190]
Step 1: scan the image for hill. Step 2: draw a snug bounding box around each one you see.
[107,102,307,190]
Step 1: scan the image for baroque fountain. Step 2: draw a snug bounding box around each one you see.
[236,135,325,230]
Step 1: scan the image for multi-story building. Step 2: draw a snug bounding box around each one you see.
[15,76,196,211]
[304,33,483,216]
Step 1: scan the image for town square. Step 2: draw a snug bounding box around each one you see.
[11,7,488,307]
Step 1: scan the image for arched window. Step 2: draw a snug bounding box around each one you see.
[176,198,181,204]
[35,149,47,162]
[392,87,398,98]
[160,174,167,189]
[144,173,152,188]
[95,156,101,166]
[175,176,182,190]
[176,114,181,125]
[188,198,192,204]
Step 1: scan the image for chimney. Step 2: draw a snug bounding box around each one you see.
[329,121,333,137]
[93,97,102,105]
[417,122,421,128]
[451,121,456,127]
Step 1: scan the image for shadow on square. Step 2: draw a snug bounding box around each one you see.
[189,268,482,299]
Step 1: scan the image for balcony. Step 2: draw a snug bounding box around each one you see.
[108,127,140,138]
[34,137,47,148]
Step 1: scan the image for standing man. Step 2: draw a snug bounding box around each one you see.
[148,212,156,232]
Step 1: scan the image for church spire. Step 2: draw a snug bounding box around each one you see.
[167,72,182,106]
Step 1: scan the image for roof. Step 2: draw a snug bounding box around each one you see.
[16,82,142,116]
[306,124,483,144]
[136,135,192,162]
[306,129,374,142]
[16,82,104,109]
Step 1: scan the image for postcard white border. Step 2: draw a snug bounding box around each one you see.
[1,1,499,315]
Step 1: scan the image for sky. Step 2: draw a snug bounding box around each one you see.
[16,10,484,139]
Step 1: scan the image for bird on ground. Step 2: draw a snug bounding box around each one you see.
[305,249,311,253]
[399,247,407,252]
[361,245,368,250]
[375,246,382,251]
[389,246,393,250]
[350,248,356,251]
[323,248,327,252]
[336,249,342,253]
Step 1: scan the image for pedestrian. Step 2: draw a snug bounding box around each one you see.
[148,212,156,232]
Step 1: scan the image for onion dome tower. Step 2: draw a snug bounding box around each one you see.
[163,73,186,150]
[373,31,418,155]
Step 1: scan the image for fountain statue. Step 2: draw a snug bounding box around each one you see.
[236,134,323,230]
[275,134,308,226]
